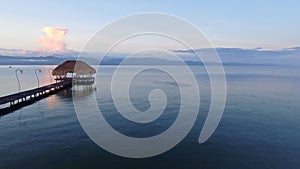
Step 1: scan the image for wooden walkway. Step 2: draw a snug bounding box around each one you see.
[0,81,72,116]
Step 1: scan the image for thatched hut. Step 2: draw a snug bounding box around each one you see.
[52,60,96,84]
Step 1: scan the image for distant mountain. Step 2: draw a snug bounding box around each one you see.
[0,55,71,65]
[0,47,300,66]
[0,55,181,65]
[173,47,300,66]
[0,47,299,66]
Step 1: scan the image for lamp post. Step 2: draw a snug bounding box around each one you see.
[48,69,53,84]
[15,69,23,92]
[35,69,42,88]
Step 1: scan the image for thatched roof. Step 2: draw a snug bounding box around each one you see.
[52,60,96,76]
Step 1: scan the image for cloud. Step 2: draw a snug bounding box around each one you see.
[0,26,80,57]
[38,27,68,54]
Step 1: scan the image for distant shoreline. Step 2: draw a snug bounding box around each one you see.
[0,56,280,67]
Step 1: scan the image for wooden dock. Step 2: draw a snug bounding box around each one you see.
[0,80,72,116]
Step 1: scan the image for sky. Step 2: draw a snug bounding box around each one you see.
[0,0,300,56]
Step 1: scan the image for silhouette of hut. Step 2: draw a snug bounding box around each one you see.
[52,60,96,85]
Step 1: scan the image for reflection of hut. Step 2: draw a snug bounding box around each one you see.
[52,60,96,85]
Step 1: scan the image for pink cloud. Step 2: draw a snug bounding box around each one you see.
[38,27,68,54]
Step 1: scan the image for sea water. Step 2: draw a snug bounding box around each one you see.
[0,65,299,169]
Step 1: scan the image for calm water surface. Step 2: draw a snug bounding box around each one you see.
[0,65,300,169]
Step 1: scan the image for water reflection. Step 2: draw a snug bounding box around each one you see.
[71,85,96,98]
[17,109,26,126]
[45,95,61,110]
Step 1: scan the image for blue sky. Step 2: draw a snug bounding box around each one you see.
[1,0,300,54]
